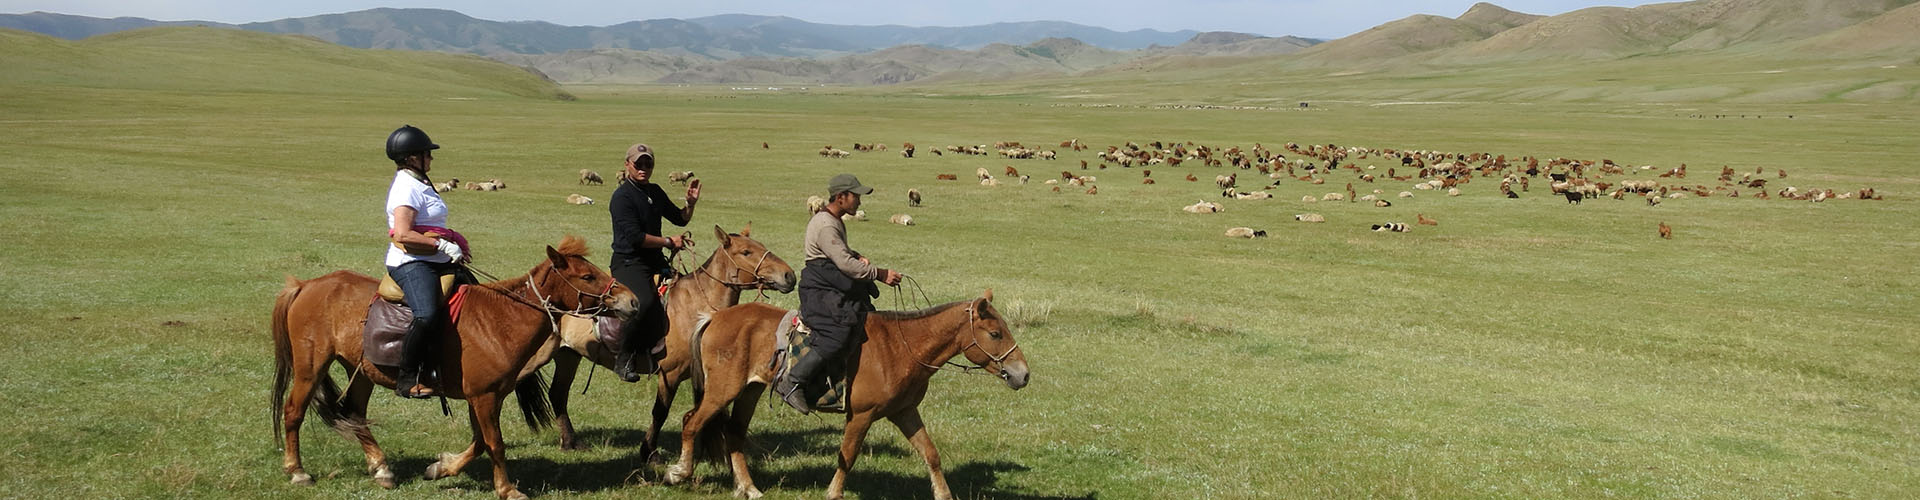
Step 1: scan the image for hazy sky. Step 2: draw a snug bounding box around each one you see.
[1,0,1667,39]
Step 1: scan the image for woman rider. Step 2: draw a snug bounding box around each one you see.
[608,142,700,382]
[383,125,475,399]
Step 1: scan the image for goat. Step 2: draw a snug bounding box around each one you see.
[1658,221,1672,239]
[1417,214,1437,226]
[936,174,958,181]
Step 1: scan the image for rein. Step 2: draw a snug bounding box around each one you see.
[912,302,1019,374]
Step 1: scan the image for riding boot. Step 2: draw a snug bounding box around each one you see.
[777,349,831,414]
[395,316,435,398]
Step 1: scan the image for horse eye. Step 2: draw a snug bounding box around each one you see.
[582,275,596,281]
[989,330,1002,339]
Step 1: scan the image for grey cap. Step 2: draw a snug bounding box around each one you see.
[829,173,874,196]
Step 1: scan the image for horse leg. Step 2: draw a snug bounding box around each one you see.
[547,349,586,450]
[425,409,483,481]
[725,384,766,499]
[642,369,681,463]
[279,358,329,486]
[471,393,526,500]
[342,375,396,489]
[824,412,877,500]
[888,409,952,500]
[668,380,736,486]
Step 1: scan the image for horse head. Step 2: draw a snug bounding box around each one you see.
[538,235,637,317]
[707,224,796,294]
[959,289,1028,390]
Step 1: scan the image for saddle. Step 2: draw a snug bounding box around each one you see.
[585,281,673,357]
[361,284,470,369]
[771,310,849,413]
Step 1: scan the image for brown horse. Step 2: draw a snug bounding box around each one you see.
[270,236,635,500]
[538,224,795,453]
[668,290,1030,499]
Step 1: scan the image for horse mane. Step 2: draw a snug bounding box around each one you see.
[870,300,972,321]
[554,234,589,257]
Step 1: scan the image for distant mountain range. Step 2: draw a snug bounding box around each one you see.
[5,0,1917,86]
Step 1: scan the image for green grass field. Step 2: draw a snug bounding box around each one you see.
[2,27,1917,499]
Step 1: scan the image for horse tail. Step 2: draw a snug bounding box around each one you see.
[512,371,555,432]
[270,275,303,446]
[689,312,713,392]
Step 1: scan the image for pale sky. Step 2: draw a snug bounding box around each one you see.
[1,0,1667,40]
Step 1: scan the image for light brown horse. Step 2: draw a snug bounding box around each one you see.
[538,225,795,453]
[669,290,1030,499]
[270,236,635,500]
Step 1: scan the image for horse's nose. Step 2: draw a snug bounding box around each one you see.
[1000,361,1029,390]
[777,271,797,293]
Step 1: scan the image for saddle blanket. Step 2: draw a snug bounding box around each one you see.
[771,310,848,413]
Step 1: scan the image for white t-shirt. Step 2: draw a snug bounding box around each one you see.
[384,170,452,267]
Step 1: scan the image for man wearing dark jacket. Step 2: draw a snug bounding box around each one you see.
[777,173,901,413]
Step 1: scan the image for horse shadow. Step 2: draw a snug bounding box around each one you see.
[780,460,1099,500]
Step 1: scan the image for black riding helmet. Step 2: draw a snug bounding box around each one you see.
[386,125,440,162]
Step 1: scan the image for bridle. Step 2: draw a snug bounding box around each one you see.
[920,304,1020,373]
[672,235,786,307]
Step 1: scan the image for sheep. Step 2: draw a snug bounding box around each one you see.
[1234,191,1272,200]
[841,209,868,222]
[579,169,603,185]
[1301,195,1317,203]
[1225,227,1268,238]
[436,178,461,192]
[1142,178,1156,184]
[1359,194,1378,202]
[1321,193,1345,201]
[1414,183,1434,190]
[1398,191,1413,198]
[1005,166,1020,177]
[908,188,922,207]
[807,195,828,213]
[1086,186,1098,195]
[488,178,506,190]
[1183,200,1224,214]
[1417,214,1437,226]
[977,167,993,180]
[889,214,915,226]
[981,178,1000,187]
[936,174,958,181]
[1044,179,1059,185]
[1020,175,1031,185]
[1215,174,1237,190]
[1186,174,1198,182]
[1447,187,1462,197]
[1658,221,1672,239]
[667,171,696,185]
[1371,222,1410,233]
[1293,213,1325,223]
[566,193,595,205]
[1374,199,1392,207]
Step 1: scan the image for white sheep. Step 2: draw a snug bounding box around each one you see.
[667,171,696,185]
[1321,193,1345,201]
[1301,195,1317,203]
[807,195,827,213]
[1183,200,1224,214]
[1398,191,1414,198]
[1447,187,1461,197]
[579,169,603,185]
[1293,213,1325,223]
[1235,191,1272,200]
[1224,227,1267,238]
[889,214,914,226]
[841,209,868,222]
[1359,194,1378,202]
[976,167,992,180]
[565,193,595,205]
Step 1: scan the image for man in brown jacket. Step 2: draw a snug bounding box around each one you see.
[776,173,902,413]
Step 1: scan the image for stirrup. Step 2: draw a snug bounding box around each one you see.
[398,383,437,399]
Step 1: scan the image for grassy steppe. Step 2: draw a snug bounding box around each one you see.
[2,28,1917,500]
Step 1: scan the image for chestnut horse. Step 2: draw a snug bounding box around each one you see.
[669,290,1030,499]
[538,225,795,453]
[270,236,635,500]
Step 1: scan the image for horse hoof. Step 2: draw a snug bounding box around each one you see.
[664,464,689,485]
[502,490,529,500]
[424,462,448,481]
[735,485,763,499]
[290,472,314,486]
[373,466,396,489]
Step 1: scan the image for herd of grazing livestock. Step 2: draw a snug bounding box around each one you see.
[802,136,1886,240]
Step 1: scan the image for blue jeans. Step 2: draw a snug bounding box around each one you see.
[386,260,474,374]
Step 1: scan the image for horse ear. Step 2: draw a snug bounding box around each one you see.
[740,222,752,237]
[546,245,569,270]
[713,225,732,249]
[982,288,994,303]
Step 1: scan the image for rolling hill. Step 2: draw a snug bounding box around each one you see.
[0,26,572,100]
[1447,0,1916,60]
[1291,2,1543,63]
